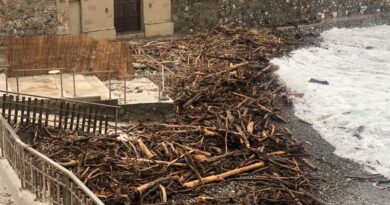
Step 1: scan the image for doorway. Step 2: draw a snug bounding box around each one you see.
[114,0,142,32]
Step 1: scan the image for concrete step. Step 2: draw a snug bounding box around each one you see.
[109,78,172,105]
[0,74,11,92]
[83,75,111,100]
[53,74,100,98]
[8,75,60,97]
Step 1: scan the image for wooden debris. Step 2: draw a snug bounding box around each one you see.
[302,158,318,171]
[247,121,254,134]
[183,162,265,188]
[137,139,155,158]
[159,185,167,203]
[25,26,319,204]
[127,158,187,167]
[135,176,178,197]
[58,160,79,168]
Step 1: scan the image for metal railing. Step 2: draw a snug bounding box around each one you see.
[0,90,120,134]
[118,73,175,104]
[11,68,66,97]
[7,68,116,99]
[1,54,176,105]
[0,115,105,205]
[117,54,176,104]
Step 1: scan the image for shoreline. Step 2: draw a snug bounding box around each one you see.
[276,21,390,204]
[278,13,390,33]
[281,103,390,204]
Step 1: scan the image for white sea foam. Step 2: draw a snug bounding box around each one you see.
[272,25,390,177]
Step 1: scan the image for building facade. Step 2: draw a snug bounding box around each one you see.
[1,0,389,40]
[58,0,174,39]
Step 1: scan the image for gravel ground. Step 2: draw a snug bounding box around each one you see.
[0,158,46,205]
[281,103,390,205]
[0,163,15,205]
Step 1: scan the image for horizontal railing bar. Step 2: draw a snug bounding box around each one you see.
[0,90,120,109]
[118,73,176,79]
[20,164,64,185]
[2,108,116,119]
[12,68,66,72]
[4,118,116,127]
[74,70,116,74]
[145,54,176,75]
[9,68,116,75]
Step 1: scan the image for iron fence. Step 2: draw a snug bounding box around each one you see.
[0,115,105,205]
[0,91,119,134]
[2,53,175,105]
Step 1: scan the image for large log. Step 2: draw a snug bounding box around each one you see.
[183,162,264,188]
[135,176,178,196]
[137,139,155,158]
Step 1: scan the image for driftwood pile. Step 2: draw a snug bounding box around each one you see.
[29,26,320,204]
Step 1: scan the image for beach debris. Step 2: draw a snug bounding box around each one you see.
[292,92,305,98]
[309,78,329,85]
[24,26,320,204]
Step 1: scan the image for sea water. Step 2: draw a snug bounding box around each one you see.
[273,25,390,177]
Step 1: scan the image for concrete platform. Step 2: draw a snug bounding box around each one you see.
[106,77,174,122]
[6,74,109,100]
[2,74,174,122]
[3,74,173,105]
[8,75,61,97]
[0,74,10,91]
[84,75,111,100]
[107,77,173,105]
[0,159,45,205]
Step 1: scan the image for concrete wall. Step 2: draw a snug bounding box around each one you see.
[69,0,81,34]
[57,0,70,34]
[64,0,174,39]
[80,0,116,40]
[120,103,174,122]
[143,0,174,37]
[58,0,116,40]
[172,0,390,33]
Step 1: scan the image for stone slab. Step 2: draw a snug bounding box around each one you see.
[0,74,11,92]
[8,75,61,97]
[107,77,173,105]
[145,21,175,37]
[83,75,111,100]
[6,74,109,101]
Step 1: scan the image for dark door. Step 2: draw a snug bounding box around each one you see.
[114,0,141,32]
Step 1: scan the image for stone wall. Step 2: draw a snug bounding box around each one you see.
[1,0,389,37]
[172,0,390,33]
[0,0,59,36]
